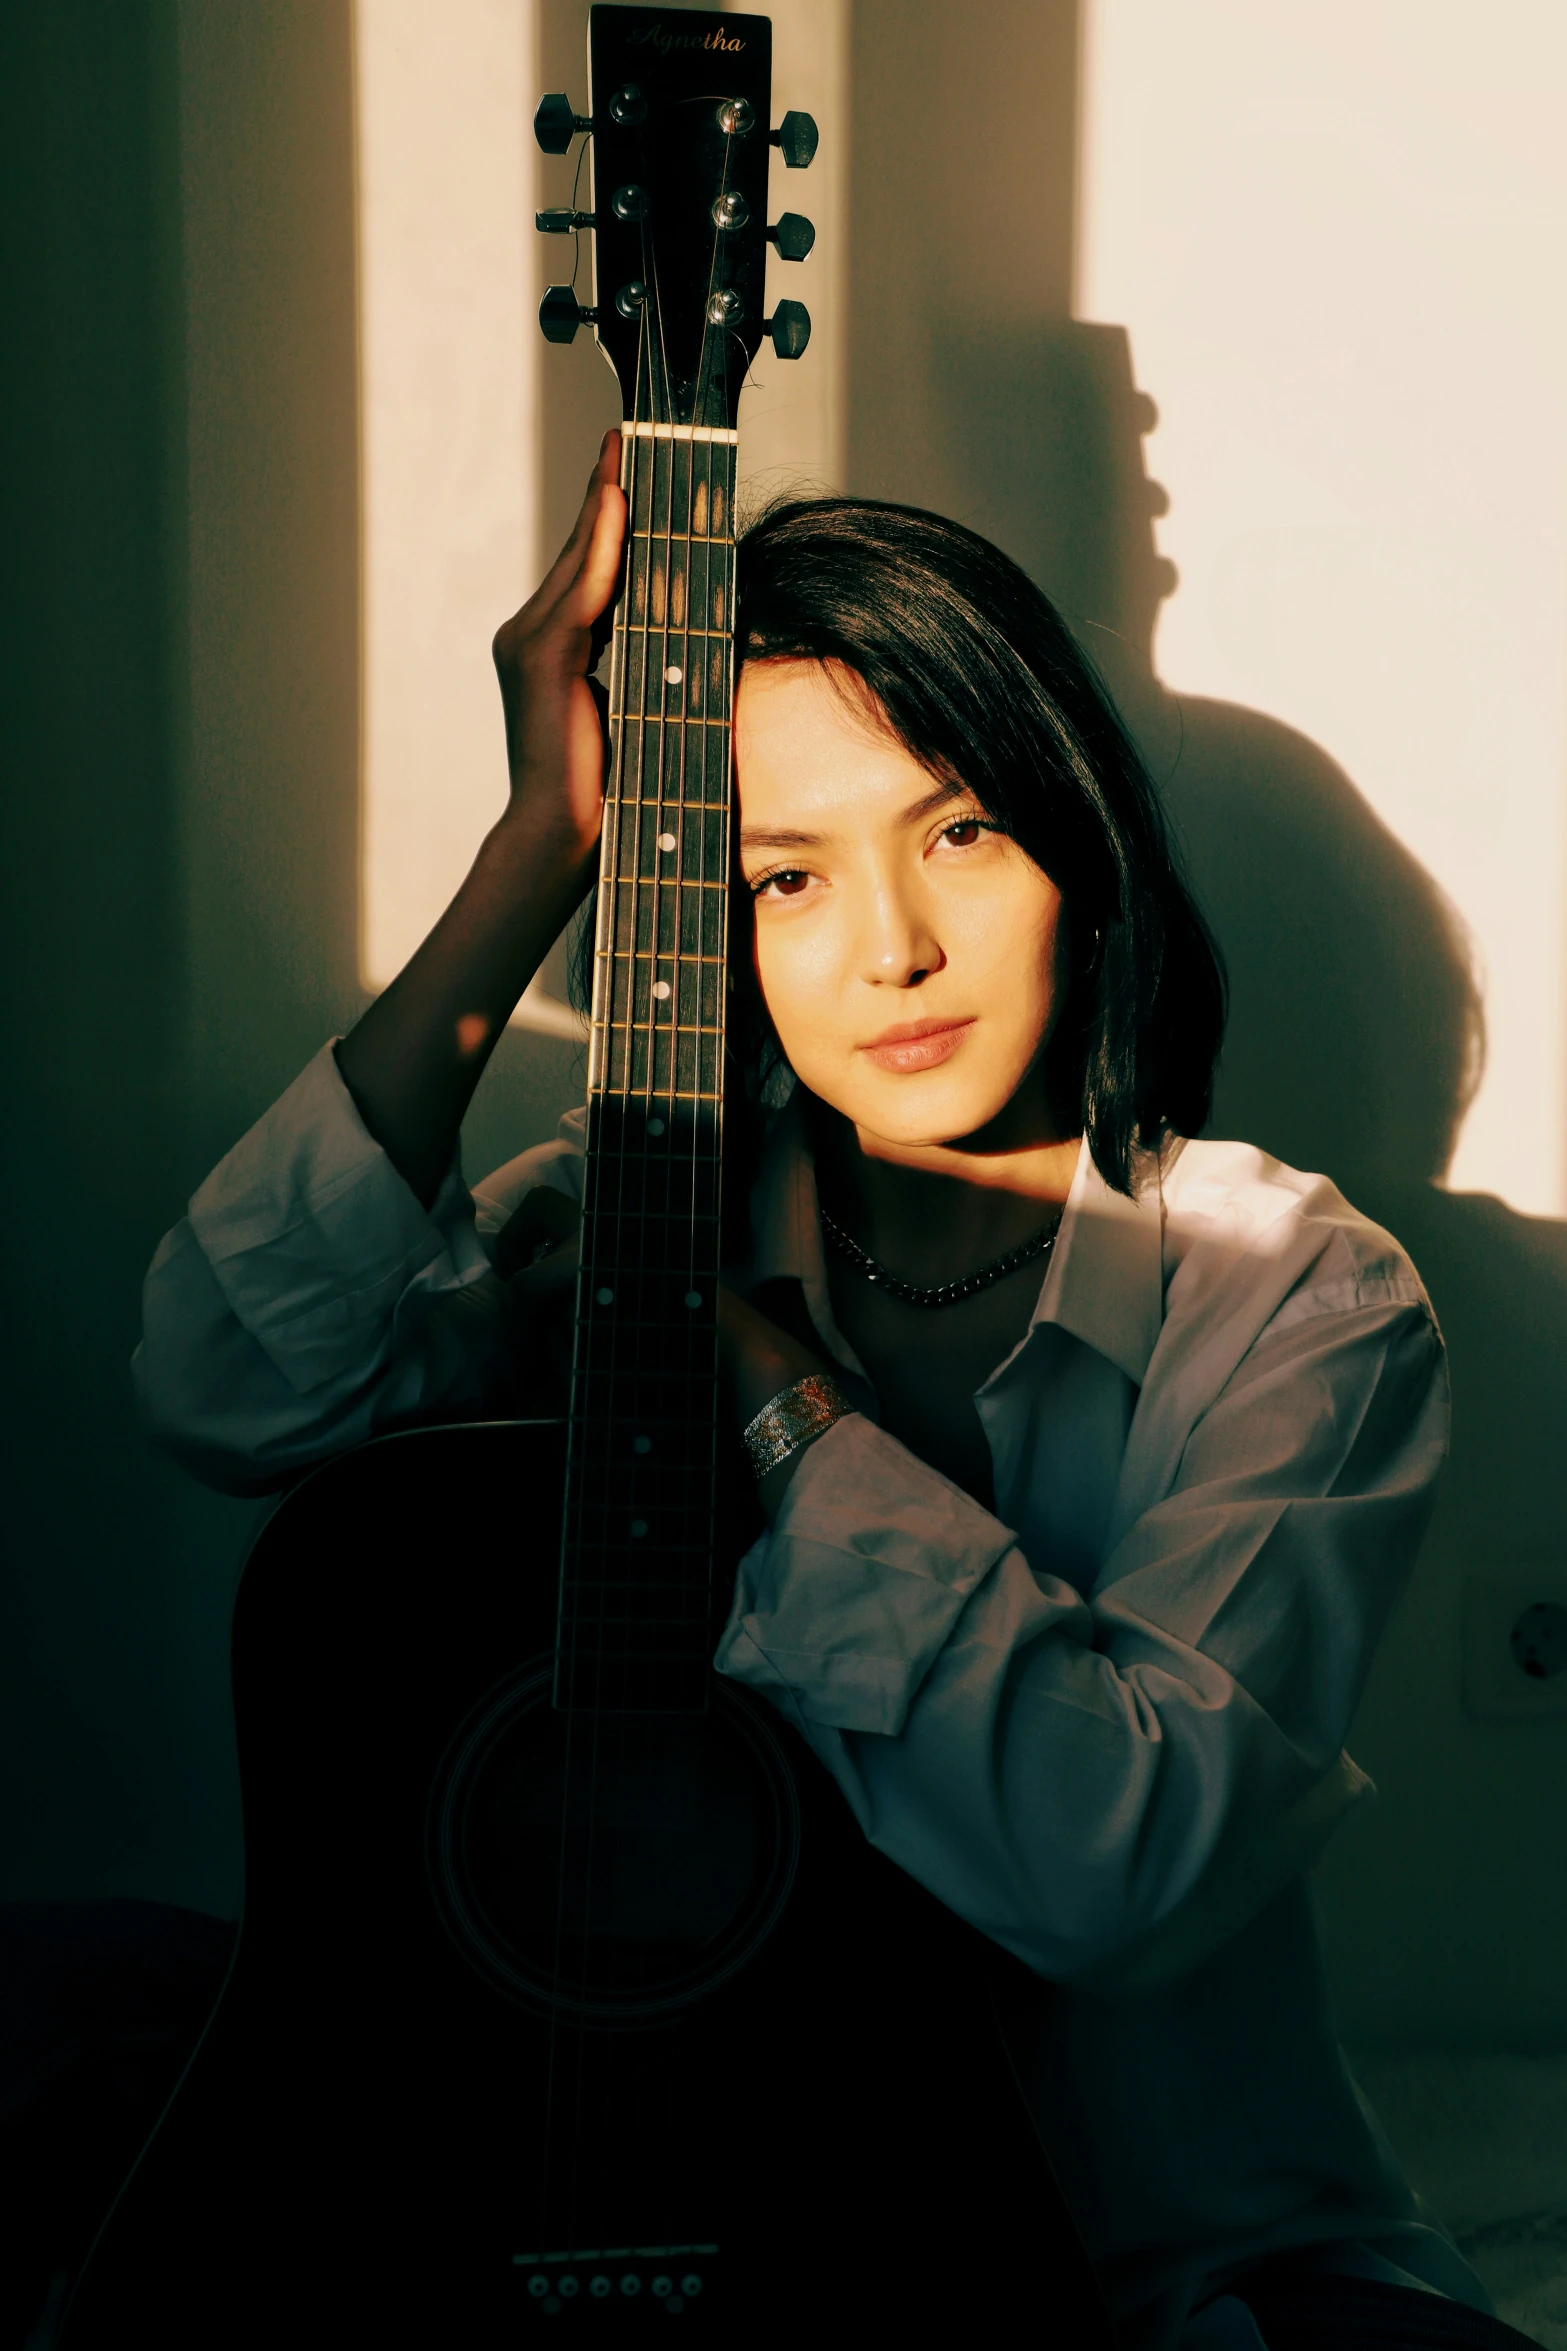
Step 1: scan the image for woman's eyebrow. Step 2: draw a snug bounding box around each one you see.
[738,824,824,851]
[739,783,965,855]
[899,781,968,825]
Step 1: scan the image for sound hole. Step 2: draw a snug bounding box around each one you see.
[427,1663,800,2025]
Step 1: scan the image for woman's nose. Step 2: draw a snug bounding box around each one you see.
[857,879,944,988]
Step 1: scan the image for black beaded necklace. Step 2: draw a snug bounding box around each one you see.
[818,1202,1062,1309]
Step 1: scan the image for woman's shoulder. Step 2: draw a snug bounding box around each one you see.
[471,1105,587,1240]
[1156,1133,1434,1332]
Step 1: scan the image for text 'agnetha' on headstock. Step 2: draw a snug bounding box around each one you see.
[532,6,818,429]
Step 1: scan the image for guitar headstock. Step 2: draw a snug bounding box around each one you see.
[535,5,815,432]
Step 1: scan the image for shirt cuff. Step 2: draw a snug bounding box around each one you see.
[714,1414,1017,1736]
[186,1040,478,1397]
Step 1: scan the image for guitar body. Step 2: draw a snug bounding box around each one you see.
[64,1423,1105,2343]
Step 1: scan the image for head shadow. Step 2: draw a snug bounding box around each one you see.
[857,285,1567,2043]
[921,315,1489,1207]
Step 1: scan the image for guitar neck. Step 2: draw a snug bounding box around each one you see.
[557,422,740,1713]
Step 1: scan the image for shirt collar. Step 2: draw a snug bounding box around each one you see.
[745,1088,1166,1389]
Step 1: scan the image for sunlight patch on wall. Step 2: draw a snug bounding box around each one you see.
[356,0,536,1001]
[1079,0,1567,1215]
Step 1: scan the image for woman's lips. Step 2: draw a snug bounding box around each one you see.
[858,1017,976,1074]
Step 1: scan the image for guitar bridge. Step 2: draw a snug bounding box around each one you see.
[514,2244,718,2316]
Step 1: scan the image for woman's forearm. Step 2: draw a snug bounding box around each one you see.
[334,810,592,1205]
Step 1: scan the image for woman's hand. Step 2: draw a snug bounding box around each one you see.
[333,437,626,1207]
[719,1289,838,1521]
[495,1189,582,1404]
[492,428,626,864]
[489,1211,836,1519]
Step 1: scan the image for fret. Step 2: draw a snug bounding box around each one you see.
[623,457,735,532]
[565,1487,718,1512]
[572,1311,720,1336]
[554,1639,711,1658]
[601,948,728,964]
[600,800,730,815]
[591,1032,724,1097]
[567,1205,722,1223]
[613,624,733,639]
[582,1082,723,1105]
[562,1486,718,1513]
[606,729,728,807]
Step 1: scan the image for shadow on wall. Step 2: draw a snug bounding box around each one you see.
[846,0,1567,2049]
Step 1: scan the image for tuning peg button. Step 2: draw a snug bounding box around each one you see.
[534,93,590,153]
[767,212,815,262]
[540,286,596,344]
[536,208,595,234]
[771,111,819,168]
[765,300,811,360]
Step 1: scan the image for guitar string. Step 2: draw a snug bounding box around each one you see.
[645,172,727,2229]
[571,183,685,2232]
[598,229,674,2170]
[578,282,662,2233]
[540,305,647,2264]
[697,133,740,1810]
[554,282,656,2258]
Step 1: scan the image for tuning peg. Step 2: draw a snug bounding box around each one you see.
[767,212,815,262]
[536,208,595,234]
[765,300,811,360]
[539,286,597,344]
[771,111,819,168]
[534,93,590,153]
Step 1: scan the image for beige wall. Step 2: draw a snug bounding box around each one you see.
[8,1,1566,2048]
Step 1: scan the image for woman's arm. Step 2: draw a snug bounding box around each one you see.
[335,432,625,1206]
[715,1296,1449,1987]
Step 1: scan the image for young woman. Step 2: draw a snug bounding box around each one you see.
[137,437,1518,2351]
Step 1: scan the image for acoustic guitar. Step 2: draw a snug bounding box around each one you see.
[64,11,1113,2340]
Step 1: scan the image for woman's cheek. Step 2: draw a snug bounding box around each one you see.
[754,912,840,1068]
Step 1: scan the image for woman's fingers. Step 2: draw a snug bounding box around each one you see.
[493,1186,581,1281]
[491,431,623,825]
[528,431,623,623]
[564,444,627,635]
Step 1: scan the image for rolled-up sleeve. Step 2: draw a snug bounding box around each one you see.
[134,1043,517,1492]
[714,1297,1447,1990]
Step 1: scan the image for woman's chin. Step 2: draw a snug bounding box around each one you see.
[814,1062,1027,1155]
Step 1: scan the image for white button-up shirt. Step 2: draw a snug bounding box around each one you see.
[133,1044,1490,2349]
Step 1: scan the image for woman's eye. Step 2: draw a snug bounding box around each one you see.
[941,818,984,847]
[754,868,810,899]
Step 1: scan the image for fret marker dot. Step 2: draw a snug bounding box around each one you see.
[595,1287,614,1306]
[665,665,682,684]
[652,980,671,1000]
[684,1290,703,1309]
[658,831,676,852]
[647,1117,665,1136]
[633,1434,652,1454]
[630,1518,648,1538]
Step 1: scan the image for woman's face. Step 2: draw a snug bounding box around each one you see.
[733,659,1069,1151]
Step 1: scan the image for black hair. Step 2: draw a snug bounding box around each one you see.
[572,496,1227,1198]
[727,496,1226,1196]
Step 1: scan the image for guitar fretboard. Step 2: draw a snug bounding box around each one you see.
[557,421,739,1713]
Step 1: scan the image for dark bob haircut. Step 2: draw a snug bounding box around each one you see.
[728,496,1226,1197]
